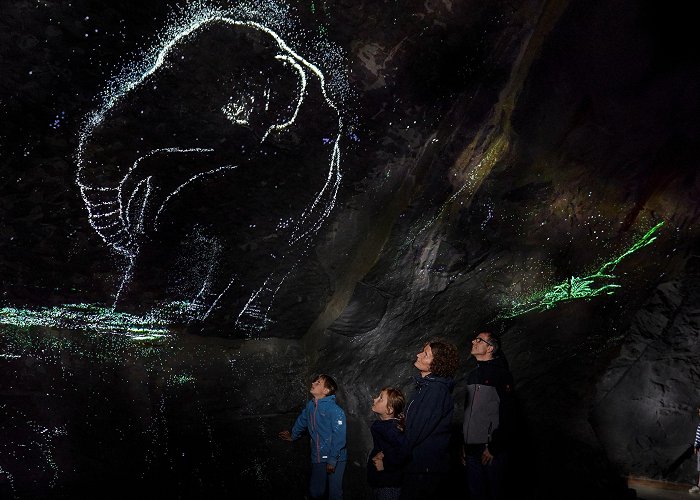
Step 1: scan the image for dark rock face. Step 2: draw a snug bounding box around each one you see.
[1,0,700,499]
[593,263,700,485]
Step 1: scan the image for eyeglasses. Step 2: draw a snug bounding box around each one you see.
[473,337,493,347]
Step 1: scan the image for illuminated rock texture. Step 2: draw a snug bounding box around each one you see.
[1,0,699,499]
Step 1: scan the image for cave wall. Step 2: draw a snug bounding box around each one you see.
[1,0,699,499]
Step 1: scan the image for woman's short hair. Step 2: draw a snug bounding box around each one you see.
[428,340,459,378]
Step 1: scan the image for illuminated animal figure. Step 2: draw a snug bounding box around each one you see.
[76,16,342,335]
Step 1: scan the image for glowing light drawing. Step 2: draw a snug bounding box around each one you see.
[75,1,347,335]
[0,311,181,383]
[394,135,508,269]
[499,221,664,319]
[0,303,170,337]
[0,465,14,497]
[0,405,64,490]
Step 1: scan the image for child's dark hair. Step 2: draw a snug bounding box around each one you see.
[382,386,406,432]
[317,374,337,395]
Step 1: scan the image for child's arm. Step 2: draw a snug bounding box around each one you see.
[372,452,385,471]
[279,403,310,441]
[290,403,310,439]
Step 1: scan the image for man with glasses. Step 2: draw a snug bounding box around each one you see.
[462,332,515,500]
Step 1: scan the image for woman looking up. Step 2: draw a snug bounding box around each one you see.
[401,339,459,500]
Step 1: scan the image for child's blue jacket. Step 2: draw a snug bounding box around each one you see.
[291,394,348,467]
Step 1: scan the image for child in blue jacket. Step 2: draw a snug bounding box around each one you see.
[279,374,347,500]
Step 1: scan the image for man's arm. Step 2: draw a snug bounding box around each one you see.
[489,370,515,455]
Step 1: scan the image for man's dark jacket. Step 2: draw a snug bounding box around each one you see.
[463,355,514,456]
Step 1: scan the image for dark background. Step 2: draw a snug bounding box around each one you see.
[1,0,699,499]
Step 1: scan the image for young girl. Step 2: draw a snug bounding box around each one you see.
[367,387,409,500]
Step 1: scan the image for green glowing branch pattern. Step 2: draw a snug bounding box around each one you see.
[500,221,664,319]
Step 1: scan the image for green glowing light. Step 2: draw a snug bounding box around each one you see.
[499,221,664,319]
[170,373,196,385]
[0,303,170,336]
[129,334,169,341]
[0,302,208,366]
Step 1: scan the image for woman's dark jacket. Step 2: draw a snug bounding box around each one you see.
[404,374,455,474]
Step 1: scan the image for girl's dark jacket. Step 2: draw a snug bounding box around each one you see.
[366,418,408,487]
[404,374,455,474]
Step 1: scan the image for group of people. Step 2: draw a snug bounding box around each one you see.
[278,331,515,500]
